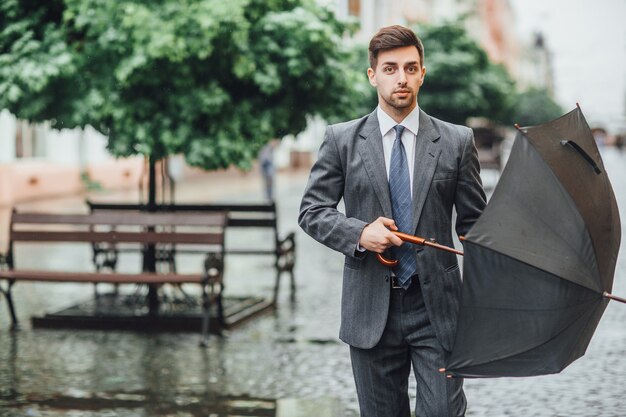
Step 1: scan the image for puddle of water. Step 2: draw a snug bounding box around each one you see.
[1,392,277,417]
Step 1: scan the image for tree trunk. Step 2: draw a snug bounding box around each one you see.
[144,155,159,314]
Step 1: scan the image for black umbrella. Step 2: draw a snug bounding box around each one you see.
[441,105,623,378]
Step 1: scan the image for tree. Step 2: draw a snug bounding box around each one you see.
[511,88,563,127]
[0,0,366,171]
[0,1,82,125]
[416,22,516,125]
[1,0,373,311]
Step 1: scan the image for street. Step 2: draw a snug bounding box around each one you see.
[1,147,625,417]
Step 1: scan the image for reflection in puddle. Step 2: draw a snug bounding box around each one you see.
[2,392,276,416]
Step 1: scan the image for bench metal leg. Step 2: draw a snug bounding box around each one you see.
[200,280,225,346]
[1,281,20,331]
[274,232,296,303]
[273,271,281,304]
[289,271,296,302]
[200,252,225,346]
[216,284,225,326]
[273,270,297,304]
[200,281,211,347]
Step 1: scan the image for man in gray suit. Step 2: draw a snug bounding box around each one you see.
[298,25,486,416]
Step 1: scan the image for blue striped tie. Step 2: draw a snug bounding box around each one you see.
[389,125,417,288]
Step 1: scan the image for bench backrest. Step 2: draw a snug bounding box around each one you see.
[9,211,227,246]
[86,202,277,228]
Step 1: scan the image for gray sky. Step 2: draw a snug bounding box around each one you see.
[510,0,626,133]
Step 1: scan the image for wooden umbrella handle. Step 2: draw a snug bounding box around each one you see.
[376,253,398,267]
[376,231,464,267]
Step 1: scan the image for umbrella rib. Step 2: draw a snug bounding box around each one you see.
[460,302,598,313]
[563,299,605,368]
[508,123,603,291]
[465,239,602,294]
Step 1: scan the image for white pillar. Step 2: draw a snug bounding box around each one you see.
[360,0,377,41]
[82,125,109,165]
[0,110,16,162]
[44,126,80,165]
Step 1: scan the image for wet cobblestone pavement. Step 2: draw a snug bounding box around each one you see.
[1,148,626,416]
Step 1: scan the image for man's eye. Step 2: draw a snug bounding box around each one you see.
[384,67,394,73]
[407,67,417,73]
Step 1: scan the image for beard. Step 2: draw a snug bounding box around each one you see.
[381,89,416,111]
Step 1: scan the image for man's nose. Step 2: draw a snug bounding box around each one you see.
[397,69,407,85]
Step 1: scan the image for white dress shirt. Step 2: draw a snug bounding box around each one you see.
[376,105,420,196]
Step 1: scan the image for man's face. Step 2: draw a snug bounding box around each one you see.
[367,46,426,117]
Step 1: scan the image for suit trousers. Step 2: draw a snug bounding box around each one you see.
[349,280,466,417]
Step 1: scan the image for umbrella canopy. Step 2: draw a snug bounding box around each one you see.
[445,106,622,378]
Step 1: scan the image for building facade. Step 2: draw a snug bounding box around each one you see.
[0,0,555,206]
[0,111,142,206]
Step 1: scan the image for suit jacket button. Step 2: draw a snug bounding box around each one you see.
[384,275,389,282]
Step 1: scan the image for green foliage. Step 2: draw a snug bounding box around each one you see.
[324,41,377,124]
[0,0,81,124]
[512,88,563,127]
[0,0,367,170]
[416,22,516,125]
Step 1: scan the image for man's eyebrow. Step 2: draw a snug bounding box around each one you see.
[380,61,420,66]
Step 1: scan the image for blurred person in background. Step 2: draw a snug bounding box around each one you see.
[259,139,278,201]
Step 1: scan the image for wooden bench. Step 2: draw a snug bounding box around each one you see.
[86,202,296,301]
[0,210,226,343]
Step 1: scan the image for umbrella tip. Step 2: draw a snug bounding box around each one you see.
[603,291,626,304]
[576,102,581,109]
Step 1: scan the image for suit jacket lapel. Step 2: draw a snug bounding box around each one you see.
[411,110,441,232]
[358,111,393,217]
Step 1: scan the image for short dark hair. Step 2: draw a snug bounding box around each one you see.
[368,25,424,70]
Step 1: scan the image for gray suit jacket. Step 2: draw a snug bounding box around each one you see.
[298,109,486,351]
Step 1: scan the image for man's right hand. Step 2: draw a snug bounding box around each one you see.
[358,217,404,253]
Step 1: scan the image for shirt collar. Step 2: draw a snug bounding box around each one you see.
[377,105,420,137]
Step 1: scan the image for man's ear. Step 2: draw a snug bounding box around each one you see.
[367,68,377,87]
[419,66,426,86]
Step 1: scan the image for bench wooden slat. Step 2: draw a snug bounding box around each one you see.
[169,203,277,213]
[227,219,276,227]
[227,249,276,255]
[87,202,277,213]
[0,270,205,284]
[11,230,225,245]
[12,211,227,227]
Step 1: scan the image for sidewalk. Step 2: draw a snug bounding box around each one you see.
[1,149,626,416]
[0,166,357,417]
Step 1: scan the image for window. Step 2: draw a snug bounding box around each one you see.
[15,120,44,158]
[348,0,360,17]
